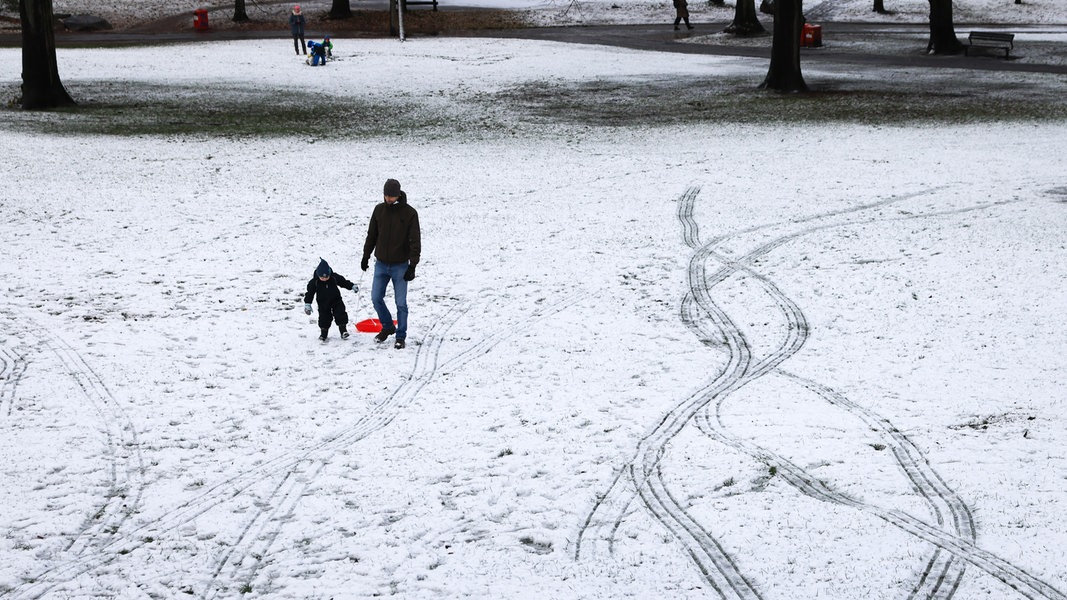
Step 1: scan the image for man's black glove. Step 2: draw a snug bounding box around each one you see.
[361,258,369,272]
[404,265,416,281]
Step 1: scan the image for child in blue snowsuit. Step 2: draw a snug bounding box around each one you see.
[304,258,356,341]
[308,40,328,66]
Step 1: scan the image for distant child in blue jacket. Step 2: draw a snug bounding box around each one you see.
[308,39,328,66]
[303,258,356,341]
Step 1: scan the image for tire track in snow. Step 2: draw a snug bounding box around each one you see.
[688,234,973,600]
[770,373,971,600]
[2,303,469,600]
[6,301,468,600]
[575,187,927,560]
[677,187,1061,600]
[2,294,590,599]
[0,345,29,419]
[680,186,1065,600]
[0,309,147,600]
[200,303,467,598]
[579,186,766,598]
[203,291,593,597]
[576,187,1061,600]
[38,332,147,559]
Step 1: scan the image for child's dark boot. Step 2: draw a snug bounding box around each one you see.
[319,327,329,341]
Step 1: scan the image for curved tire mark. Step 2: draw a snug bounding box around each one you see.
[0,345,29,419]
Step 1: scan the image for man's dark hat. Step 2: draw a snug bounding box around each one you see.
[383,179,402,197]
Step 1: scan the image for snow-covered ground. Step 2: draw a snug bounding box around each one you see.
[2,0,1067,598]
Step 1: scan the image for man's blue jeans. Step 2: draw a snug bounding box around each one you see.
[371,260,409,340]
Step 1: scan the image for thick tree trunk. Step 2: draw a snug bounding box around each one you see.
[329,0,352,19]
[927,0,963,54]
[724,0,766,35]
[19,0,74,109]
[233,0,249,22]
[760,0,807,92]
[873,0,888,13]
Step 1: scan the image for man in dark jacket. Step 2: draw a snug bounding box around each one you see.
[361,178,421,349]
[304,258,356,341]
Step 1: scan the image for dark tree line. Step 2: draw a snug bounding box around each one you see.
[745,0,963,92]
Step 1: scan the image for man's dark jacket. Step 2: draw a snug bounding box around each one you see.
[362,191,421,266]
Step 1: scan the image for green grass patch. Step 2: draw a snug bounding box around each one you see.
[495,73,1067,125]
[4,63,1064,140]
[1,81,452,138]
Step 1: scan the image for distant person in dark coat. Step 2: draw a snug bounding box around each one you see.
[304,258,356,341]
[289,5,307,55]
[673,0,694,30]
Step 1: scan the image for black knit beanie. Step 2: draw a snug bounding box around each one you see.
[315,258,332,278]
[383,179,402,197]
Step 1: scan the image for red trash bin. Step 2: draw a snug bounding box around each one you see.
[801,23,822,47]
[193,8,209,31]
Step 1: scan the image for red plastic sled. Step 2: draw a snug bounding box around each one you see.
[354,318,397,333]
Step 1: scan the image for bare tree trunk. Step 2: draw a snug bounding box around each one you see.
[19,0,74,109]
[873,0,888,13]
[329,0,352,19]
[760,0,807,92]
[708,0,725,5]
[233,0,249,22]
[724,0,766,35]
[926,0,963,54]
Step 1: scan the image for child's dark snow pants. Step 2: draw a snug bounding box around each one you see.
[318,301,349,331]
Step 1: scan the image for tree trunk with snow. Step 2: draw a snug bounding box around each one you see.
[873,0,888,13]
[724,0,766,35]
[926,0,963,54]
[232,0,249,22]
[18,0,74,109]
[760,0,807,92]
[329,0,353,19]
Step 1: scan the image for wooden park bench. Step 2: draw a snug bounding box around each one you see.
[964,31,1015,58]
[402,0,439,10]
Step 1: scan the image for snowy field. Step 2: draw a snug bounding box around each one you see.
[3,3,1067,599]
